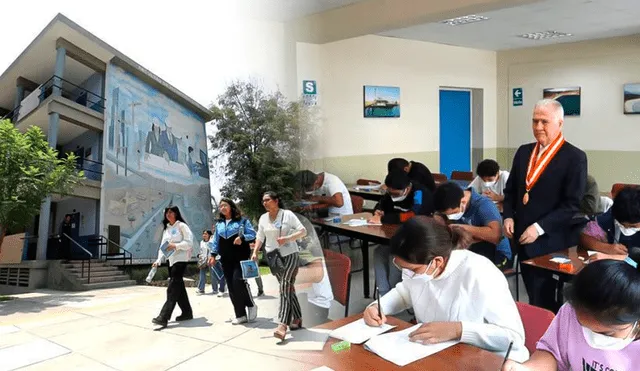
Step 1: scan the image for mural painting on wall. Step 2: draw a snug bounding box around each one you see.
[103,64,212,261]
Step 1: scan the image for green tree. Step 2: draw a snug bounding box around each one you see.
[208,81,317,221]
[0,119,83,252]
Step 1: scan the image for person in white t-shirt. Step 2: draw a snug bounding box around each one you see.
[297,170,353,216]
[469,159,510,209]
[363,216,528,362]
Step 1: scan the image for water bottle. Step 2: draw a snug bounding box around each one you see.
[146,265,158,283]
[238,222,245,239]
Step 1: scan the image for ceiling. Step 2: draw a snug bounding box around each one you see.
[242,0,371,22]
[378,0,640,50]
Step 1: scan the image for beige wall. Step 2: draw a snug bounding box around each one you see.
[497,35,640,191]
[297,35,497,182]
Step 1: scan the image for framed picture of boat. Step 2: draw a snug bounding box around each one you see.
[364,85,400,118]
[623,83,640,114]
[542,87,581,116]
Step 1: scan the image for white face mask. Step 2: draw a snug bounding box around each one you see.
[582,322,637,351]
[399,260,435,282]
[446,205,465,221]
[615,220,640,237]
[483,180,497,188]
[391,189,408,203]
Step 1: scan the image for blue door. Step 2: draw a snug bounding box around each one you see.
[439,90,471,178]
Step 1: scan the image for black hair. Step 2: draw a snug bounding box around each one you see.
[188,146,194,153]
[611,187,640,224]
[387,158,409,173]
[564,247,640,326]
[263,191,285,209]
[433,182,465,212]
[218,198,243,221]
[384,169,411,190]
[203,230,213,237]
[389,216,470,264]
[476,159,500,178]
[295,170,318,191]
[162,205,187,230]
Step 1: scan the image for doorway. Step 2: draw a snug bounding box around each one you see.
[439,89,471,178]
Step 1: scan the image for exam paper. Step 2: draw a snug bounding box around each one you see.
[328,318,396,344]
[550,257,571,264]
[364,324,458,367]
[344,219,381,227]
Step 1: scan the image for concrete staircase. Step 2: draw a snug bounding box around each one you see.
[56,260,136,290]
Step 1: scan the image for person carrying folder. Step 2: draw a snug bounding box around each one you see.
[363,216,528,362]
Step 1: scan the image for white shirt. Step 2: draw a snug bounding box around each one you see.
[302,257,334,309]
[313,172,353,216]
[155,221,194,266]
[469,170,510,201]
[256,209,306,256]
[374,250,528,362]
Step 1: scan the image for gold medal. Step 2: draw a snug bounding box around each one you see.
[523,192,529,205]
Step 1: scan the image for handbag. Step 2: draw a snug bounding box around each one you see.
[265,249,285,275]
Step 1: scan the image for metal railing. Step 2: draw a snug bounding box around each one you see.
[76,158,104,181]
[62,233,93,283]
[91,235,133,266]
[1,106,20,122]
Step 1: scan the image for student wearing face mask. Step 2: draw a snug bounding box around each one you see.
[369,170,435,297]
[580,187,640,257]
[469,159,510,210]
[433,182,512,270]
[364,216,528,362]
[502,248,640,371]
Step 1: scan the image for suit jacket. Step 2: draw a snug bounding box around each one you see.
[503,141,587,258]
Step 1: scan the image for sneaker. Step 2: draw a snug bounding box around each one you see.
[217,291,225,297]
[232,316,248,325]
[196,289,205,295]
[257,290,265,297]
[247,305,258,322]
[152,316,168,327]
[211,291,219,295]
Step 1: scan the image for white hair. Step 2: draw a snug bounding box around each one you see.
[534,99,564,120]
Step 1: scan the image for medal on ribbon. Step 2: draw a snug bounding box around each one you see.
[523,134,565,205]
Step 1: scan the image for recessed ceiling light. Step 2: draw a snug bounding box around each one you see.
[517,30,573,40]
[440,15,489,26]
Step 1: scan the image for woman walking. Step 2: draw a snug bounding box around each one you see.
[152,206,194,327]
[208,198,258,325]
[252,191,307,341]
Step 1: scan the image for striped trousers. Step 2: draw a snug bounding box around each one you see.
[275,252,302,326]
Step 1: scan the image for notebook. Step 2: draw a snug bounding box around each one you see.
[328,318,396,344]
[363,323,458,366]
[159,241,174,258]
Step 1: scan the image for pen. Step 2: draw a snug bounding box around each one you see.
[501,341,513,369]
[377,286,382,319]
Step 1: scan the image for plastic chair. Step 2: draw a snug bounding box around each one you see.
[516,301,555,354]
[324,248,353,317]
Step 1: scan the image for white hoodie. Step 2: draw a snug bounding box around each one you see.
[155,221,194,267]
[375,250,529,362]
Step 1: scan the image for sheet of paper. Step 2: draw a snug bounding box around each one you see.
[587,250,598,256]
[328,318,396,344]
[355,184,381,191]
[550,257,571,264]
[310,367,335,371]
[343,219,381,227]
[363,324,458,367]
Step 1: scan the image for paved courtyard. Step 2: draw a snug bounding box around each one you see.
[0,275,333,371]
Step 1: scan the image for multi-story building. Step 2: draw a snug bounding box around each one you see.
[0,14,213,292]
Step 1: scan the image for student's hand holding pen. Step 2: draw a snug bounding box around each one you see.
[363,304,387,327]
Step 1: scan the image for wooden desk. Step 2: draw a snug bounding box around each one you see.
[296,314,503,371]
[521,246,588,278]
[312,213,398,298]
[348,185,385,202]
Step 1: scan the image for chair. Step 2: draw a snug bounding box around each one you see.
[503,253,520,301]
[611,183,640,199]
[432,173,448,183]
[324,248,353,317]
[333,196,365,274]
[450,171,474,181]
[516,302,555,354]
[356,179,381,186]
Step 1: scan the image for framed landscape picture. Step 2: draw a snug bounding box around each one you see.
[543,87,581,116]
[363,85,400,118]
[623,83,640,114]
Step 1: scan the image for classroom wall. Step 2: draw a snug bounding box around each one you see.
[296,35,497,184]
[497,34,640,191]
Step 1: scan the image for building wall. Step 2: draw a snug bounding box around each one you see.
[54,198,99,237]
[102,63,212,260]
[296,35,497,184]
[497,35,640,191]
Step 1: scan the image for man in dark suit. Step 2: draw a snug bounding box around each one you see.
[503,99,587,312]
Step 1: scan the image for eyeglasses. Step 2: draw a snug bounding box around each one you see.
[262,199,272,203]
